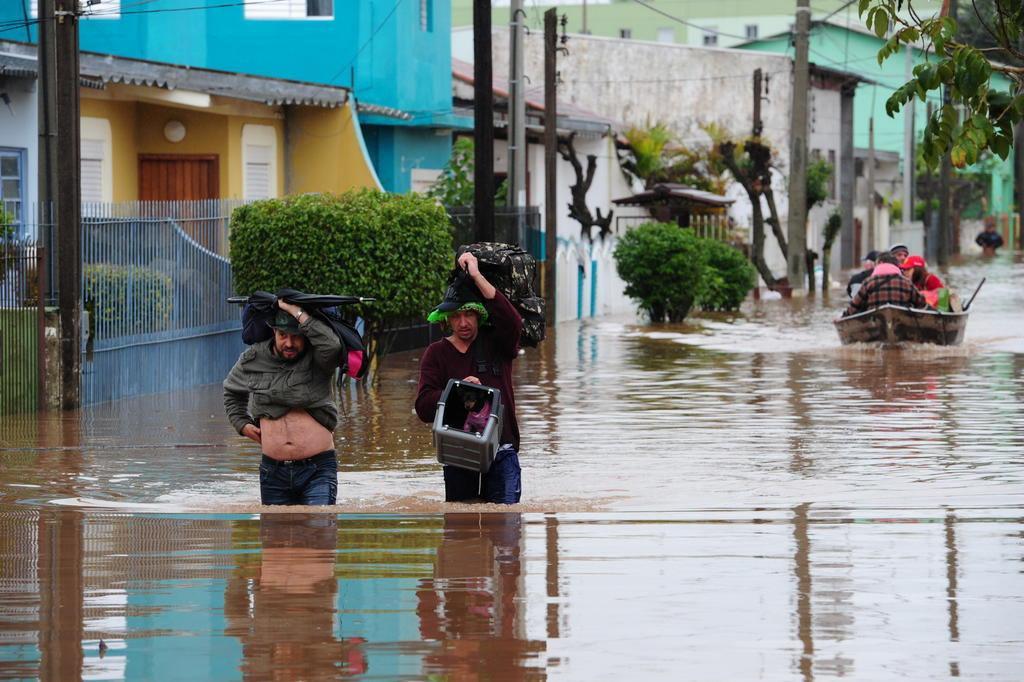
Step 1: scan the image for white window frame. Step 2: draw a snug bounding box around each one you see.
[745,24,759,40]
[242,124,278,200]
[702,28,719,47]
[0,148,27,231]
[31,0,121,19]
[244,0,334,20]
[619,28,632,39]
[80,117,113,204]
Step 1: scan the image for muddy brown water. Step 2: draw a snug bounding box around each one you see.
[1,254,1022,679]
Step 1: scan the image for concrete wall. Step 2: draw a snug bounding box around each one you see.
[285,103,382,194]
[0,76,39,237]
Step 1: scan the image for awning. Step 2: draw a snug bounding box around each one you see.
[613,184,735,208]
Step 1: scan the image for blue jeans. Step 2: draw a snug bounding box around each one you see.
[259,450,337,505]
[443,445,521,504]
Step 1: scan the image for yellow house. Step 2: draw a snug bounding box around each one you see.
[75,49,388,203]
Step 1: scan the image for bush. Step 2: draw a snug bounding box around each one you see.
[613,222,706,322]
[229,190,453,365]
[695,239,756,312]
[84,263,174,335]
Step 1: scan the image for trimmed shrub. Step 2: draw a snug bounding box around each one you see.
[696,239,756,312]
[229,190,453,365]
[613,221,706,322]
[84,263,174,335]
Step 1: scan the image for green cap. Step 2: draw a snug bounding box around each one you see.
[267,310,303,334]
[427,302,489,325]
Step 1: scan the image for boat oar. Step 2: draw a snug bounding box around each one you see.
[963,277,986,311]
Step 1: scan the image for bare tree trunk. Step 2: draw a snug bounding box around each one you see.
[762,186,788,261]
[821,245,832,295]
[748,190,777,287]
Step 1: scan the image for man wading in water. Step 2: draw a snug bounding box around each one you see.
[224,299,341,505]
[416,252,523,503]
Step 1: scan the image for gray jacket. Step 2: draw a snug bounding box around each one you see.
[223,315,341,435]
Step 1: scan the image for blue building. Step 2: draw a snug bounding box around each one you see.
[4,0,467,193]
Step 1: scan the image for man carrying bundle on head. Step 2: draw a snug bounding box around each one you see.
[415,251,524,504]
[223,298,342,506]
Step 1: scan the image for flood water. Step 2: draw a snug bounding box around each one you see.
[2,254,1023,679]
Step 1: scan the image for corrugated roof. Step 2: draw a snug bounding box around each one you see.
[612,183,735,207]
[1,40,354,109]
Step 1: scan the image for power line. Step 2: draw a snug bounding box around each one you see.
[324,0,405,87]
[627,0,751,42]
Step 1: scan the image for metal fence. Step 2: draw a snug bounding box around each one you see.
[80,201,244,405]
[447,206,545,260]
[614,213,739,243]
[0,239,46,415]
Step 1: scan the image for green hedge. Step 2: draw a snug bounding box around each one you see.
[229,190,453,360]
[614,221,755,322]
[614,222,707,322]
[695,238,757,312]
[84,263,174,335]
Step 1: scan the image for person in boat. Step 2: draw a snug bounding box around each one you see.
[900,255,944,292]
[888,243,910,265]
[223,299,342,505]
[846,250,880,298]
[975,217,1004,255]
[843,252,929,317]
[415,252,523,504]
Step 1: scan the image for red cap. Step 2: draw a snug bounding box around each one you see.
[900,255,926,270]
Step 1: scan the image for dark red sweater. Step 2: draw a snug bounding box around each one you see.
[415,290,524,450]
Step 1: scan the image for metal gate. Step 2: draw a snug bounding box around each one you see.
[0,240,46,415]
[80,202,242,405]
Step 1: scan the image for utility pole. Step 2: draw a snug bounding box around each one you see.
[473,0,495,241]
[38,0,58,292]
[53,0,82,409]
[937,0,957,265]
[924,101,939,264]
[902,45,914,230]
[839,82,855,267]
[785,0,811,291]
[752,68,763,137]
[1017,120,1024,249]
[938,98,951,266]
[867,117,876,249]
[507,0,526,211]
[543,9,558,326]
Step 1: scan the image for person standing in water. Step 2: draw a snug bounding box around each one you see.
[415,252,523,504]
[224,298,341,505]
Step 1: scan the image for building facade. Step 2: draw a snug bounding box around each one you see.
[4,0,467,193]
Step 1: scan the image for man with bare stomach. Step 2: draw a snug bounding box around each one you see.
[224,299,342,505]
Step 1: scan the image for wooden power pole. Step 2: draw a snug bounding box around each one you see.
[786,0,811,291]
[473,0,495,242]
[53,0,82,409]
[543,9,558,326]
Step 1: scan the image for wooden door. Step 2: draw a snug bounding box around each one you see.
[139,155,219,200]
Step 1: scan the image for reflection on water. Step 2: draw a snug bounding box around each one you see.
[1,511,1022,679]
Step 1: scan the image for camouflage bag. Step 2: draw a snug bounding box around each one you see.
[456,242,546,347]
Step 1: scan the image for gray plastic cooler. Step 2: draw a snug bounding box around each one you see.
[432,379,503,474]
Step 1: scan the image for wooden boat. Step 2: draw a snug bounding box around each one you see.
[834,304,969,346]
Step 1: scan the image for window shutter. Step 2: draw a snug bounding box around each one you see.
[80,139,105,203]
[244,145,272,200]
[246,0,311,19]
